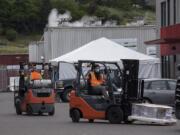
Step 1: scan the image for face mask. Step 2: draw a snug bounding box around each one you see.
[95,68,100,73]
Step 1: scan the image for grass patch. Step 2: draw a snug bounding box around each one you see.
[0,46,27,54]
[0,34,41,54]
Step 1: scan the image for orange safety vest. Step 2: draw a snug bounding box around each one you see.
[89,72,104,86]
[30,71,42,80]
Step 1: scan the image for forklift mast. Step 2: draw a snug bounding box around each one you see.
[122,60,141,101]
[19,62,25,90]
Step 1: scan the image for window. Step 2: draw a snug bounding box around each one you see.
[167,0,170,25]
[144,82,150,89]
[168,81,176,90]
[174,0,176,24]
[161,2,167,26]
[150,81,167,90]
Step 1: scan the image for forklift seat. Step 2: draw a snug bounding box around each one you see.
[81,94,109,111]
[87,85,107,96]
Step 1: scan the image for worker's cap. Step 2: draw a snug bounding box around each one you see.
[94,64,100,68]
[93,64,100,71]
[31,66,38,71]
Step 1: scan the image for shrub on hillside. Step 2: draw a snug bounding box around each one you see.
[5,29,17,41]
[0,28,3,35]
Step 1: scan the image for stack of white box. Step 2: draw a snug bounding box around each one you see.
[128,103,177,125]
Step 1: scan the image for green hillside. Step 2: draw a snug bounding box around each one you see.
[0,0,155,54]
[0,34,41,54]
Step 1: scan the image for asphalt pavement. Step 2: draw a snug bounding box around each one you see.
[0,93,180,135]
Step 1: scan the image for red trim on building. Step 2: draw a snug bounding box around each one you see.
[0,54,29,65]
[145,24,180,56]
[160,43,180,56]
[145,38,180,44]
[161,24,180,39]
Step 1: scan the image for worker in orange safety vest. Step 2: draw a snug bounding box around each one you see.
[87,64,109,99]
[30,68,42,80]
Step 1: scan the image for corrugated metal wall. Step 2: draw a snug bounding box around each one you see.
[44,30,52,63]
[42,26,157,62]
[29,41,44,63]
[28,26,158,62]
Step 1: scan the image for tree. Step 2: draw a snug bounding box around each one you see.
[0,0,155,35]
[38,0,52,30]
[52,0,85,21]
[101,0,133,10]
[0,0,14,32]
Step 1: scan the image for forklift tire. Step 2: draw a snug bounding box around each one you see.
[107,106,123,124]
[15,104,22,115]
[14,96,21,106]
[38,111,43,115]
[71,109,80,123]
[175,108,180,119]
[142,98,152,104]
[61,89,72,102]
[88,119,94,123]
[15,98,22,115]
[49,106,55,116]
[27,105,33,115]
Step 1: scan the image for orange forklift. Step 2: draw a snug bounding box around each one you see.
[14,62,55,115]
[69,60,144,124]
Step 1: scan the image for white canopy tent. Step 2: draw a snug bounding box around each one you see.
[51,37,160,79]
